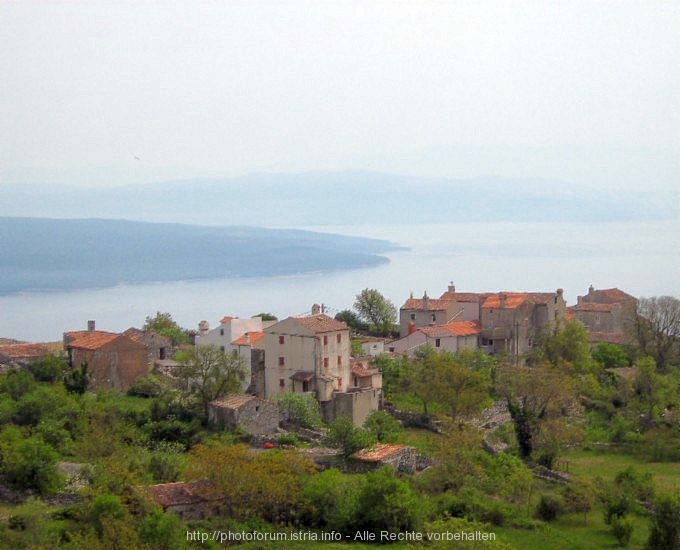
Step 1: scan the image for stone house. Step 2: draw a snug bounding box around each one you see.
[479,290,566,357]
[569,286,637,345]
[230,331,265,393]
[63,322,149,391]
[399,291,463,337]
[388,320,481,356]
[0,342,60,368]
[122,327,172,365]
[208,393,279,435]
[263,308,381,426]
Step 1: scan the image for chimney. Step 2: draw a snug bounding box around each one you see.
[423,291,429,310]
[87,320,95,332]
[244,333,250,345]
[499,293,507,308]
[408,321,416,335]
[588,284,594,295]
[448,281,456,293]
[198,320,209,334]
[311,303,321,315]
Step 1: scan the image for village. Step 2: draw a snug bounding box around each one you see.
[1,280,678,549]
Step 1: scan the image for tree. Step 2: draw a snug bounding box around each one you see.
[534,319,595,373]
[335,310,368,332]
[363,410,402,442]
[254,312,278,321]
[143,311,189,346]
[27,355,67,383]
[64,361,89,395]
[647,494,680,550]
[353,289,397,336]
[633,296,680,372]
[327,417,376,457]
[277,392,323,429]
[497,364,577,463]
[432,352,490,424]
[592,342,630,369]
[178,345,246,420]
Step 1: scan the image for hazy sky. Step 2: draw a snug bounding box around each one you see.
[1,1,678,189]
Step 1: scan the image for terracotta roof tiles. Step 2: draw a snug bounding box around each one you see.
[401,298,451,311]
[64,331,120,350]
[210,394,256,409]
[293,314,348,333]
[231,332,265,346]
[420,320,482,338]
[353,443,409,462]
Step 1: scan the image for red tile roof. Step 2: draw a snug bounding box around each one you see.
[353,443,409,462]
[439,291,491,303]
[0,342,54,359]
[585,288,636,303]
[220,316,235,325]
[293,314,348,333]
[482,293,530,310]
[420,320,482,338]
[64,330,120,350]
[401,298,451,311]
[231,332,265,346]
[351,364,379,378]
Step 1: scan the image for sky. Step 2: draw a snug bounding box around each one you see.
[1,1,678,190]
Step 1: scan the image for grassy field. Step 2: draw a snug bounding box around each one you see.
[564,447,680,493]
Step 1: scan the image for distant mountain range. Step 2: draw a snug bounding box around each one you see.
[0,217,399,294]
[0,170,673,227]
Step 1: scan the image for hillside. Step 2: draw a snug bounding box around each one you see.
[0,217,398,294]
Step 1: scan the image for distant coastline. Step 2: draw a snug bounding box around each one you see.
[0,217,400,295]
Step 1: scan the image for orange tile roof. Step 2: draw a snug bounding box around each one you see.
[482,293,530,309]
[401,298,451,311]
[0,342,53,359]
[353,443,409,462]
[420,320,481,338]
[220,316,235,325]
[586,288,636,303]
[439,291,491,303]
[64,330,120,350]
[293,314,348,333]
[122,327,147,343]
[231,332,265,346]
[351,364,379,378]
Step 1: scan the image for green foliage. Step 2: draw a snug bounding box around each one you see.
[535,494,564,522]
[354,466,423,533]
[633,296,680,373]
[535,319,595,372]
[127,374,166,398]
[353,288,397,336]
[327,416,376,457]
[143,311,190,345]
[611,515,634,547]
[178,345,246,420]
[335,309,368,332]
[137,507,186,549]
[64,361,89,394]
[371,354,409,399]
[646,493,680,550]
[277,392,322,429]
[27,354,67,383]
[363,410,402,442]
[277,433,300,446]
[592,343,630,369]
[302,468,364,533]
[254,312,278,321]
[0,431,64,494]
[0,369,37,400]
[562,481,596,524]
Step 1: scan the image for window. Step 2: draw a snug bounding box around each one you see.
[431,313,436,322]
[279,378,285,388]
[279,335,285,345]
[302,380,309,392]
[323,335,328,345]
[337,356,342,366]
[410,313,416,321]
[255,405,260,412]
[435,338,441,348]
[338,378,342,389]
[323,357,329,368]
[336,333,342,343]
[278,356,285,366]
[220,328,224,336]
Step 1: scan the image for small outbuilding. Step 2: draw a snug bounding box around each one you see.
[208,394,279,435]
[352,443,419,473]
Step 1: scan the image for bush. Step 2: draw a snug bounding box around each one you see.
[127,375,165,398]
[647,494,680,550]
[277,392,322,429]
[327,417,376,457]
[363,410,402,442]
[535,494,563,522]
[277,433,299,446]
[611,516,634,547]
[28,355,67,383]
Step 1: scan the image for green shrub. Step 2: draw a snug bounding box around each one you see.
[611,516,634,547]
[277,433,299,446]
[535,494,563,522]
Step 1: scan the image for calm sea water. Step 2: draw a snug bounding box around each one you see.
[1,221,677,342]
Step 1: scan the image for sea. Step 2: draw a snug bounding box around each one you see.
[1,220,677,342]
